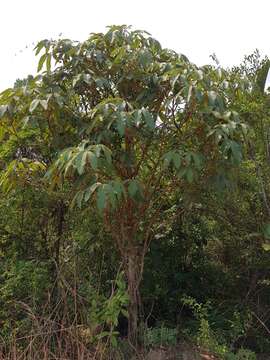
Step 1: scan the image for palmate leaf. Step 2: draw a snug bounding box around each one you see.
[53,144,112,178]
[87,100,157,137]
[142,108,155,130]
[163,151,204,180]
[75,151,87,175]
[163,151,182,169]
[72,179,127,211]
[71,183,102,208]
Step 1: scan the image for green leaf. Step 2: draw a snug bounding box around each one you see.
[0,126,6,141]
[240,123,248,136]
[212,111,223,119]
[37,53,47,72]
[163,151,173,167]
[46,53,51,72]
[73,74,82,87]
[63,158,74,177]
[22,116,37,129]
[172,153,181,169]
[29,99,40,113]
[263,224,270,239]
[102,146,112,164]
[75,151,86,175]
[138,49,152,68]
[71,191,84,209]
[112,180,125,199]
[230,140,242,163]
[83,73,92,85]
[208,91,217,106]
[84,182,101,202]
[97,187,106,211]
[128,180,138,197]
[97,331,110,339]
[142,109,155,130]
[76,191,84,209]
[95,78,105,88]
[262,243,270,251]
[34,40,45,55]
[88,152,98,170]
[171,74,180,89]
[186,168,194,183]
[187,85,193,102]
[111,336,117,347]
[185,153,192,166]
[54,93,64,107]
[0,105,8,118]
[40,100,48,110]
[133,110,142,126]
[121,309,129,318]
[116,114,126,136]
[192,153,204,169]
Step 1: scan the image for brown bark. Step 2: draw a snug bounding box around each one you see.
[125,248,141,346]
[105,193,154,346]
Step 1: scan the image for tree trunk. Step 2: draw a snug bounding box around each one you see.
[125,248,141,346]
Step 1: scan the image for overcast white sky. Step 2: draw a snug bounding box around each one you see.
[1,0,270,91]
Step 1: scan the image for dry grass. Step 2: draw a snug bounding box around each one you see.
[0,272,111,360]
[0,317,105,360]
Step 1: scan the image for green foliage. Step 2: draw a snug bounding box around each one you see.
[89,272,129,347]
[0,260,51,339]
[181,295,227,356]
[142,326,178,348]
[226,348,257,360]
[181,296,258,359]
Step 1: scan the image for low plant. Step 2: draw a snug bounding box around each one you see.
[181,296,256,359]
[226,348,257,360]
[142,325,178,348]
[89,271,129,348]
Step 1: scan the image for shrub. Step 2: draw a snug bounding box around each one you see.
[142,325,178,347]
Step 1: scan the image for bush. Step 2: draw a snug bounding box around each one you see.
[226,348,257,360]
[142,325,178,347]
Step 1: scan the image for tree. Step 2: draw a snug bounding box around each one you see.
[0,25,246,344]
